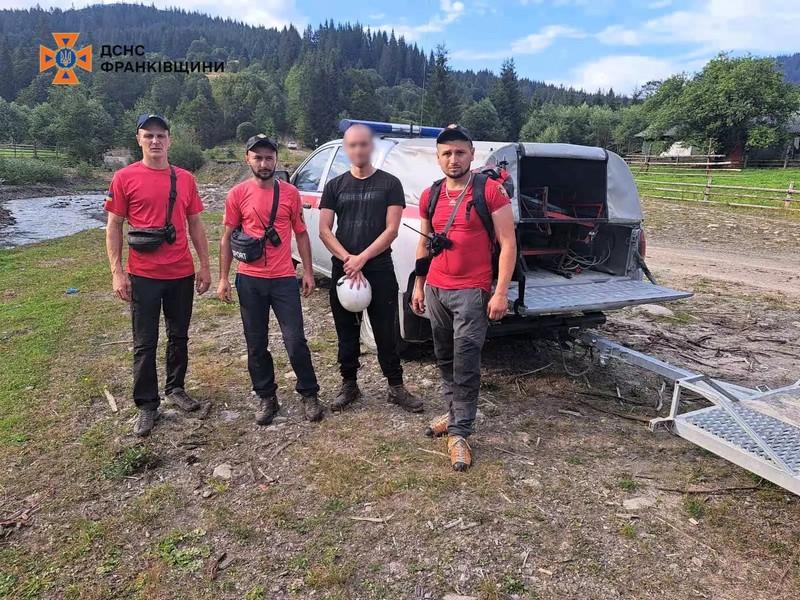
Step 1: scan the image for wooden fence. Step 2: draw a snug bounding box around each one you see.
[626,153,800,171]
[635,176,798,210]
[625,154,739,176]
[0,142,60,160]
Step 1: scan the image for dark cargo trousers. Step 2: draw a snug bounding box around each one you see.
[130,273,195,410]
[235,274,320,399]
[329,258,404,386]
[424,285,489,438]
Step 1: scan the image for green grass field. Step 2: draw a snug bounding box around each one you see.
[632,167,800,209]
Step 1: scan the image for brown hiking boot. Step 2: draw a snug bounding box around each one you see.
[424,412,450,437]
[301,394,324,422]
[330,380,360,412]
[448,435,472,472]
[387,384,423,413]
[255,394,280,426]
[166,387,201,412]
[133,408,158,437]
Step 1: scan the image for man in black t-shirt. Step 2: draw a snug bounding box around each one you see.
[319,124,423,413]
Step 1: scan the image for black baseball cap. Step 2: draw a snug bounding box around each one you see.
[136,113,170,132]
[436,124,473,144]
[245,134,278,153]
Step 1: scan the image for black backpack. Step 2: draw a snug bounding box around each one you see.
[424,170,512,276]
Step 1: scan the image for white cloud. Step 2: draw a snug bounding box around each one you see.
[595,24,646,46]
[376,0,465,41]
[561,54,709,93]
[512,25,586,53]
[13,0,307,29]
[234,1,307,30]
[452,24,584,60]
[598,0,800,54]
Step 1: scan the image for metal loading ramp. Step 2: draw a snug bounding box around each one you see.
[578,332,800,496]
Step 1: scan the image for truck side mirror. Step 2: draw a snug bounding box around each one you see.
[275,169,290,182]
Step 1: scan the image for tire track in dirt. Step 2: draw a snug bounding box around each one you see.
[648,244,800,297]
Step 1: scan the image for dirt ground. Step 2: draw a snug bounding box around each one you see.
[1,197,800,599]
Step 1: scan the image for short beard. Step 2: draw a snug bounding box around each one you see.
[447,167,471,180]
[251,166,275,181]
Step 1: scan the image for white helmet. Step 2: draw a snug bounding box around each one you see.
[336,275,372,312]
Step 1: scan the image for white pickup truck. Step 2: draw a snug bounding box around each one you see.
[290,127,690,342]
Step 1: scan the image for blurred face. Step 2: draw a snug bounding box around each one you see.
[342,125,374,168]
[436,139,475,180]
[246,146,277,180]
[136,124,170,160]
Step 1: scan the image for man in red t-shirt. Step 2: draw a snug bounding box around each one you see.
[105,113,211,437]
[412,125,517,471]
[217,135,322,424]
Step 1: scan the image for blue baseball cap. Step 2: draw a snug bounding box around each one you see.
[136,113,170,132]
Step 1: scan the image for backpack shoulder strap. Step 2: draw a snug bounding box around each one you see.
[470,172,495,242]
[424,178,445,225]
[165,165,177,227]
[268,179,280,227]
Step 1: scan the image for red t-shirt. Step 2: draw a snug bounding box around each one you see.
[419,177,510,293]
[105,161,204,280]
[223,179,306,279]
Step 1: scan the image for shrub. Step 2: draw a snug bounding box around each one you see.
[236,121,258,142]
[169,135,205,172]
[0,157,65,184]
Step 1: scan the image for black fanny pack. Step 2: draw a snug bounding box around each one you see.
[231,179,282,263]
[127,166,178,253]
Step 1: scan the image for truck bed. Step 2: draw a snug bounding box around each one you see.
[505,270,692,317]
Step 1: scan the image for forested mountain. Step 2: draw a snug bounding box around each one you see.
[1,5,793,167]
[0,4,623,162]
[777,53,800,85]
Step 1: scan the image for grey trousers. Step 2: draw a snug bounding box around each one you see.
[425,285,489,438]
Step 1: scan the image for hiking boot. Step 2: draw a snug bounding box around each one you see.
[301,394,324,422]
[424,412,450,437]
[387,384,423,413]
[166,387,201,412]
[255,394,280,426]
[330,380,361,412]
[448,435,472,472]
[133,408,158,437]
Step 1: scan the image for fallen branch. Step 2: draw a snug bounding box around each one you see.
[417,447,448,458]
[0,505,40,533]
[780,546,800,585]
[654,484,762,495]
[575,398,651,423]
[574,389,648,407]
[103,387,118,413]
[512,363,553,380]
[208,551,227,580]
[654,515,717,555]
[558,409,584,418]
[349,514,393,524]
[270,439,296,459]
[491,446,535,465]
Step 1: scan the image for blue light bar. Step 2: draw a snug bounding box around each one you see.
[338,119,444,138]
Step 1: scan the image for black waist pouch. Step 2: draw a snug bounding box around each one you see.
[128,226,170,252]
[230,179,281,263]
[127,166,178,253]
[230,227,266,263]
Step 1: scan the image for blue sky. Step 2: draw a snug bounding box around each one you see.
[11,0,800,93]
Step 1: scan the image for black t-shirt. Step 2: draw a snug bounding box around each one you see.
[320,169,406,267]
